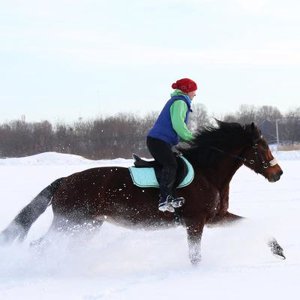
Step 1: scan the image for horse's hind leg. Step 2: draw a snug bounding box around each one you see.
[31,216,104,248]
[30,216,66,248]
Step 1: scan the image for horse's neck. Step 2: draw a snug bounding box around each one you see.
[210,157,243,189]
[197,148,244,189]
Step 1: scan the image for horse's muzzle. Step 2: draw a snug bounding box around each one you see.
[268,169,283,182]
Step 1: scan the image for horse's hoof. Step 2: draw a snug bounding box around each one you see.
[274,252,286,260]
[190,256,201,265]
[268,239,286,260]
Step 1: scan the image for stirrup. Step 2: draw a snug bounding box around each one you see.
[158,195,185,212]
[169,196,185,208]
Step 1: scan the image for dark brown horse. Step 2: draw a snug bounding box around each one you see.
[0,121,285,264]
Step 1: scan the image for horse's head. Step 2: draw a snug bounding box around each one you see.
[183,120,283,183]
[243,123,283,182]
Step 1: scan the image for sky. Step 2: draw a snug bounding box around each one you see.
[0,0,299,123]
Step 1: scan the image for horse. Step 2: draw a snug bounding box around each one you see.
[0,120,285,265]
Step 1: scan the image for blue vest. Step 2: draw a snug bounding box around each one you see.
[148,95,192,145]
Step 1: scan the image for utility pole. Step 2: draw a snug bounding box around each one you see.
[276,119,280,150]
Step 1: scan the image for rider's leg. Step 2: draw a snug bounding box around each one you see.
[146,137,183,212]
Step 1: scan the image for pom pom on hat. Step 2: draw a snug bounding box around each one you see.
[171,78,197,93]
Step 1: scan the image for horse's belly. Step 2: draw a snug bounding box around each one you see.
[103,213,177,230]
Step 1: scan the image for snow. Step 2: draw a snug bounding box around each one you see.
[0,151,299,300]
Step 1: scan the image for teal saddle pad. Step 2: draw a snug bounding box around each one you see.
[129,156,194,188]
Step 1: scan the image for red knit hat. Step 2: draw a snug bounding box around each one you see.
[171,78,197,93]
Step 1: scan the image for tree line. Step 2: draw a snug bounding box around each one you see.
[223,105,300,145]
[0,104,299,159]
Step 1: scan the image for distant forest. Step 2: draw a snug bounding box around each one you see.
[1,104,300,159]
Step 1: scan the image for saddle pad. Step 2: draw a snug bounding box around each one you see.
[129,156,194,188]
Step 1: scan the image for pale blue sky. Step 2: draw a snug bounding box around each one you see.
[0,0,299,123]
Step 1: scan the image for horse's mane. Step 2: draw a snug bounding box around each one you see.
[180,120,260,168]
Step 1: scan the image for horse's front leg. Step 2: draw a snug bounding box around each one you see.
[209,212,286,260]
[268,238,286,259]
[207,211,244,227]
[185,220,205,265]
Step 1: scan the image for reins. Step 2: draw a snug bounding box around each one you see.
[210,142,278,170]
[209,146,247,163]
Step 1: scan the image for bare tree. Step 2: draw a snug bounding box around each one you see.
[1,105,300,159]
[281,108,300,144]
[256,106,283,143]
[190,103,210,130]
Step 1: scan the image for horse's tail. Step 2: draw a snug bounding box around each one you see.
[0,177,64,244]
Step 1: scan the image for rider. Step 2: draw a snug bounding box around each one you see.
[147,78,197,213]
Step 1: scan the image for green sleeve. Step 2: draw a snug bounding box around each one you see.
[170,100,194,142]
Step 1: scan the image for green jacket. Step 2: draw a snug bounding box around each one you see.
[170,90,194,142]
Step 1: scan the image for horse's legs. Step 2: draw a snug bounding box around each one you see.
[53,217,104,237]
[31,216,104,247]
[267,238,285,259]
[207,212,286,259]
[225,213,285,259]
[207,212,244,227]
[221,212,244,223]
[185,219,205,265]
[30,216,70,247]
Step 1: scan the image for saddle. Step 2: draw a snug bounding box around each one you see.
[129,154,194,189]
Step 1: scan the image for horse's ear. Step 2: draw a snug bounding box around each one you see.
[244,122,256,135]
[251,122,261,136]
[214,118,223,128]
[248,122,261,141]
[246,122,256,132]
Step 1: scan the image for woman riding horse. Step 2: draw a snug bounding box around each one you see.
[0,120,285,264]
[147,78,197,212]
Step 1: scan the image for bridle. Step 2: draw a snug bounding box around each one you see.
[210,138,278,171]
[249,142,278,169]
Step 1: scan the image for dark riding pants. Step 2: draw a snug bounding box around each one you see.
[146,136,178,199]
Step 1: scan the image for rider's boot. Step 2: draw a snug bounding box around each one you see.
[158,195,185,213]
[158,165,185,212]
[158,195,175,212]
